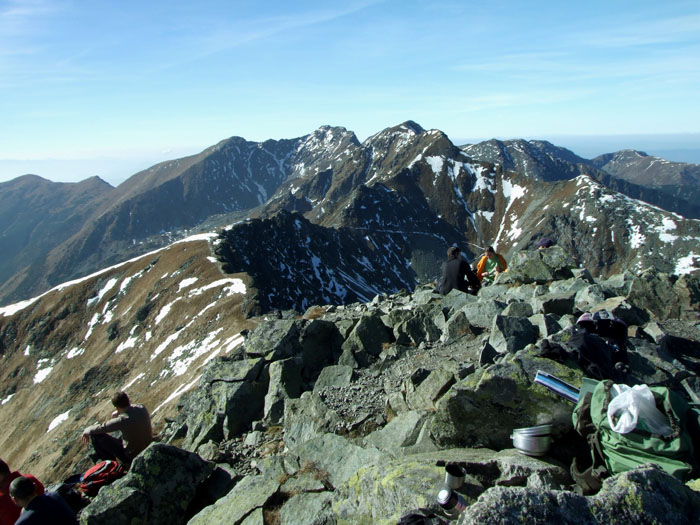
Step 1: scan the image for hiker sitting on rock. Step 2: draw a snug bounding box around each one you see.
[0,459,44,525]
[81,391,153,467]
[476,246,507,285]
[436,246,480,295]
[9,476,77,525]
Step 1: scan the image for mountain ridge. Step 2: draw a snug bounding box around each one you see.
[1,122,700,307]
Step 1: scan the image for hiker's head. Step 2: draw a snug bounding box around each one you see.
[9,476,37,507]
[486,246,495,258]
[0,458,9,483]
[111,391,130,411]
[447,246,460,259]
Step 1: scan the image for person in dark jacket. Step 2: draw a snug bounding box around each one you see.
[437,246,480,295]
[10,476,77,525]
[0,459,44,525]
[81,391,152,466]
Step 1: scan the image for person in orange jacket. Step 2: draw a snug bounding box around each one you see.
[476,246,507,285]
[0,459,44,525]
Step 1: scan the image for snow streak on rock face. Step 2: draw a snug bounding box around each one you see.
[0,234,256,481]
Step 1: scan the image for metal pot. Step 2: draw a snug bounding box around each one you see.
[510,424,552,456]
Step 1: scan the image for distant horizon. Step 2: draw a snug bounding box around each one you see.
[0,129,698,187]
[1,1,698,186]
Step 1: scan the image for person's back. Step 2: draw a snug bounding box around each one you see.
[119,404,153,458]
[15,492,77,525]
[437,246,479,295]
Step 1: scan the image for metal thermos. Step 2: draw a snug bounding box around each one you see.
[436,488,466,518]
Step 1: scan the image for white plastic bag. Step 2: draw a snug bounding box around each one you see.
[607,384,672,436]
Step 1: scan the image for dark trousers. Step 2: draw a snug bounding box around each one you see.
[89,433,130,465]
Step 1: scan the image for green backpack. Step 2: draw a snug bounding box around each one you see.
[571,379,699,494]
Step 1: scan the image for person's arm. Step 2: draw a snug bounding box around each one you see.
[476,256,486,280]
[81,414,127,443]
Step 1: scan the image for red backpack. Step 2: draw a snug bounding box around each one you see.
[79,460,126,497]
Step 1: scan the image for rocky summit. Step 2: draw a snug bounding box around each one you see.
[3,233,699,524]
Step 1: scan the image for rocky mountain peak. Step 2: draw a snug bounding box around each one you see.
[2,231,699,523]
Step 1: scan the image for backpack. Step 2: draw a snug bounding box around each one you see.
[571,379,698,494]
[79,460,126,497]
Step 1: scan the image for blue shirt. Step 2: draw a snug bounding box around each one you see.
[15,492,77,525]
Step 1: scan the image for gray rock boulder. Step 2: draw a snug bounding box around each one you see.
[460,465,700,524]
[284,391,341,448]
[179,357,268,451]
[460,299,506,329]
[341,312,393,366]
[500,246,575,284]
[488,315,538,354]
[81,443,214,525]
[531,290,577,316]
[289,433,384,489]
[428,351,581,449]
[333,448,570,524]
[264,358,303,425]
[188,473,280,525]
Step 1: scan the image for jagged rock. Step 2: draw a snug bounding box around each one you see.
[264,358,303,425]
[428,351,581,449]
[175,358,268,450]
[245,318,342,378]
[386,391,410,416]
[599,272,636,296]
[479,342,499,367]
[245,319,300,360]
[280,492,335,525]
[440,288,478,316]
[502,301,534,318]
[297,319,345,377]
[440,310,476,344]
[642,321,668,343]
[406,367,456,410]
[500,246,575,284]
[290,433,384,488]
[313,365,353,391]
[341,312,392,366]
[80,443,214,525]
[476,283,511,301]
[590,296,650,325]
[574,284,608,312]
[460,299,507,329]
[283,391,341,448]
[364,410,431,453]
[393,304,442,346]
[412,286,441,305]
[333,448,570,524]
[548,278,591,297]
[531,290,577,316]
[626,269,683,320]
[488,315,538,354]
[460,465,700,524]
[240,508,264,525]
[179,357,268,451]
[528,313,561,338]
[674,273,700,319]
[188,473,280,525]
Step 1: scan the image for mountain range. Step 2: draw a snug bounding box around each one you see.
[1,121,699,310]
[1,122,700,521]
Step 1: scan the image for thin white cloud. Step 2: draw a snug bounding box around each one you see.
[186,1,383,61]
[581,13,700,48]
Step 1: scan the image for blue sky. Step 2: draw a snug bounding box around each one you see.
[1,0,699,184]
